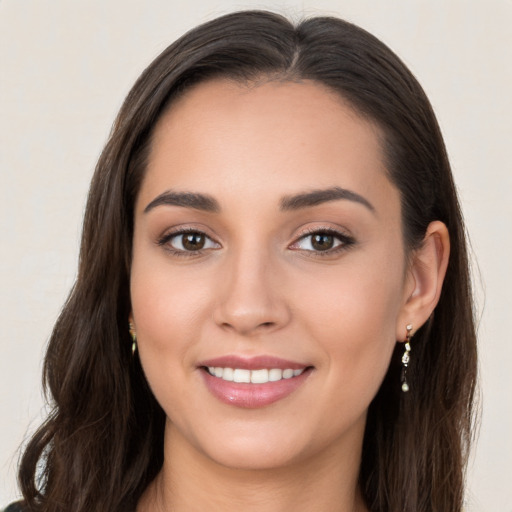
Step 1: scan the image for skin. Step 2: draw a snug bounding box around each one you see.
[130,79,450,512]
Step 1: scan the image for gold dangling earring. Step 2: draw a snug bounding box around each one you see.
[401,324,413,392]
[129,321,137,355]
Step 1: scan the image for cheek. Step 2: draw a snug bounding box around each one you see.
[130,256,211,349]
[293,255,404,395]
[130,264,207,415]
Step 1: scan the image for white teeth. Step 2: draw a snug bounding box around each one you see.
[222,367,234,381]
[233,369,251,383]
[251,369,269,384]
[207,366,305,383]
[268,368,282,381]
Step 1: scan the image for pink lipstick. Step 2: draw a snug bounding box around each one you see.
[198,356,313,408]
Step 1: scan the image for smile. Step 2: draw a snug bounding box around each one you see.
[206,367,305,383]
[198,356,313,408]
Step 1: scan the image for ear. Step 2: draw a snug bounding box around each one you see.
[396,221,450,340]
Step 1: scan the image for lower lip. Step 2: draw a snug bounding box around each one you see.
[200,368,312,408]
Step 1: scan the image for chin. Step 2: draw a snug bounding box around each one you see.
[203,438,304,472]
[179,420,313,471]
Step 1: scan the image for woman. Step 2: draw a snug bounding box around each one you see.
[6,10,477,512]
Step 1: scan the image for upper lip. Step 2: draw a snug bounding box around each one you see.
[198,355,309,370]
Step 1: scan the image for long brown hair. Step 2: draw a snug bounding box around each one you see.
[18,11,477,512]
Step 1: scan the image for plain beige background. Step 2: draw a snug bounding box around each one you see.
[1,1,511,510]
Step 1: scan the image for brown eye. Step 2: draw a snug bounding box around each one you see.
[311,234,334,251]
[161,230,220,253]
[182,233,206,250]
[290,229,354,254]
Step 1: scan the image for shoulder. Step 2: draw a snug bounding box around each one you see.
[2,502,27,512]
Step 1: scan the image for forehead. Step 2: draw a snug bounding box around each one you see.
[151,78,380,157]
[139,78,397,217]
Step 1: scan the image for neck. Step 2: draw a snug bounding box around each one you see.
[138,419,368,512]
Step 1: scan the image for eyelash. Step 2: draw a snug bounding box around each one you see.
[156,228,219,257]
[156,227,355,257]
[289,227,356,257]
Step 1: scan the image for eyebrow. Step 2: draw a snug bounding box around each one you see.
[144,186,375,215]
[280,186,375,213]
[144,190,220,213]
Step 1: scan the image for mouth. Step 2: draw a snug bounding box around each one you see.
[205,366,306,383]
[198,356,313,408]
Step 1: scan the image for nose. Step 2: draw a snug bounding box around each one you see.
[213,248,291,336]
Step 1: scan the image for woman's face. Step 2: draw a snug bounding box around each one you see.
[130,79,413,470]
